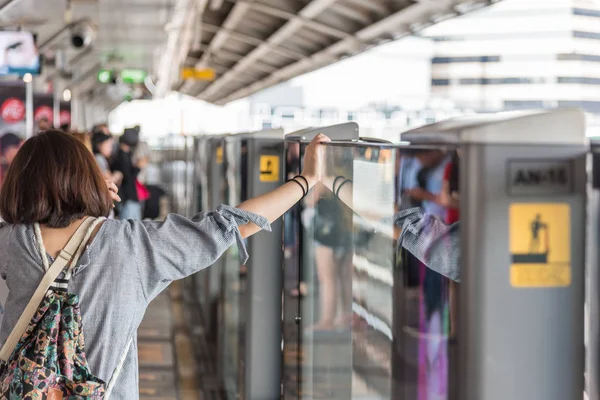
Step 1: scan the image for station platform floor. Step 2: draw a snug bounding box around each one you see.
[138,282,202,400]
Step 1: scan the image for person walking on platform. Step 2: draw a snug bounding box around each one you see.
[92,127,122,185]
[0,129,329,399]
[0,133,22,187]
[111,127,146,220]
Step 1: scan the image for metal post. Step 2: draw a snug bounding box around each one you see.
[53,81,60,129]
[244,131,284,400]
[25,78,33,138]
[70,90,81,131]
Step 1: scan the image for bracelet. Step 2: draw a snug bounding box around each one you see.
[293,175,310,193]
[332,176,345,194]
[288,178,307,198]
[335,179,352,198]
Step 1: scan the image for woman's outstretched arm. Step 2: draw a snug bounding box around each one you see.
[237,133,330,239]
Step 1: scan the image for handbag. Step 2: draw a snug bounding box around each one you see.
[136,179,150,201]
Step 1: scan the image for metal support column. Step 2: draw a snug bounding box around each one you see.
[24,78,33,138]
[402,108,587,400]
[244,131,284,400]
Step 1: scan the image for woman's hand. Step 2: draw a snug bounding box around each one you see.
[106,180,121,205]
[301,133,331,187]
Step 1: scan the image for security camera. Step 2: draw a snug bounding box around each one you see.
[71,21,96,49]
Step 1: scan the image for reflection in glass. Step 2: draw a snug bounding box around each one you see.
[282,143,460,400]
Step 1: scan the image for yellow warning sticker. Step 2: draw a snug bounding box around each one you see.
[216,146,223,164]
[509,203,571,288]
[259,155,279,182]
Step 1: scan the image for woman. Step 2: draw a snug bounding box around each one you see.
[92,129,121,185]
[0,130,329,399]
[0,133,22,187]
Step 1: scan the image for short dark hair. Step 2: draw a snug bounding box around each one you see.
[0,130,113,228]
[0,133,22,155]
[91,131,112,154]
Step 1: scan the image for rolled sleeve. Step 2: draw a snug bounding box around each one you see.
[133,205,271,301]
[393,208,461,282]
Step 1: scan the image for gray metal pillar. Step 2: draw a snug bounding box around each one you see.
[53,81,61,129]
[402,108,587,400]
[244,133,284,400]
[24,77,33,138]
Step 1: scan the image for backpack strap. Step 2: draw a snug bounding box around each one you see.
[0,217,100,362]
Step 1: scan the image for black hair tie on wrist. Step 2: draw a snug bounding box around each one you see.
[288,178,307,198]
[332,175,345,194]
[335,179,352,198]
[293,175,309,193]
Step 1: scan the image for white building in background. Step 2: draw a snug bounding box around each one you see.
[424,0,600,131]
[108,92,252,144]
[247,37,473,140]
[247,100,471,141]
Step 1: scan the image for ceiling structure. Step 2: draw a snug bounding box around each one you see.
[0,0,175,109]
[174,0,502,105]
[0,0,501,109]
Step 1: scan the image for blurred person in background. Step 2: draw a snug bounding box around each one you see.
[0,133,22,186]
[406,149,450,217]
[92,123,111,136]
[91,128,122,185]
[111,127,146,220]
[36,116,51,133]
[133,138,151,205]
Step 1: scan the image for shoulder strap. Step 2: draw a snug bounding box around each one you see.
[0,217,100,361]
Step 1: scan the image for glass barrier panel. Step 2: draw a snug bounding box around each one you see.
[283,143,460,400]
[393,148,458,400]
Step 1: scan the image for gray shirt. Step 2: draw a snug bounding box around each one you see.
[0,205,270,399]
[95,154,110,174]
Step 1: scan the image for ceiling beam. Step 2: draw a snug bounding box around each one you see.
[196,0,344,98]
[67,62,102,91]
[0,0,22,15]
[330,3,373,25]
[202,23,308,60]
[343,0,390,16]
[179,0,253,93]
[155,0,203,97]
[209,0,225,10]
[45,46,96,81]
[246,1,359,40]
[211,0,490,104]
[196,44,278,73]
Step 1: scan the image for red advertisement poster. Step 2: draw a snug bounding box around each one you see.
[0,81,71,138]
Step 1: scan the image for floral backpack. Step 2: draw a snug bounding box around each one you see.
[0,216,122,399]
